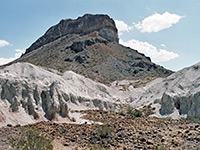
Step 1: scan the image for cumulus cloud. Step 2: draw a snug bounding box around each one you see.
[119,39,179,62]
[134,11,184,33]
[115,20,133,35]
[0,40,9,48]
[0,49,25,65]
[161,44,166,48]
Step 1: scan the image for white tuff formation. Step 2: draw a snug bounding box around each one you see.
[0,62,200,126]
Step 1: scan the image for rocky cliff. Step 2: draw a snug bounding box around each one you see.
[159,63,200,119]
[11,14,172,84]
[0,63,125,126]
[132,62,200,120]
[25,14,118,54]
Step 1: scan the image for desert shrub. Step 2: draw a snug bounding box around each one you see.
[191,117,200,123]
[9,127,53,150]
[88,144,110,150]
[119,111,126,116]
[60,128,67,134]
[154,146,167,150]
[132,110,143,117]
[71,117,76,122]
[126,105,143,117]
[180,117,186,121]
[126,105,133,115]
[97,124,113,138]
[166,116,172,120]
[192,65,199,70]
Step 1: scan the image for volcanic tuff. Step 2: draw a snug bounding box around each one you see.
[12,14,172,84]
[0,62,199,127]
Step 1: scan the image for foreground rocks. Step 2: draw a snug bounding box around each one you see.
[1,108,200,150]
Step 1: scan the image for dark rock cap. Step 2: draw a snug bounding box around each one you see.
[25,14,119,54]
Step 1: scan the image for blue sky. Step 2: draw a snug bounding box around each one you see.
[0,0,200,71]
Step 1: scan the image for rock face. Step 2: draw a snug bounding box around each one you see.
[12,14,172,84]
[25,14,118,54]
[132,62,200,119]
[0,63,125,126]
[0,62,200,126]
[159,63,200,119]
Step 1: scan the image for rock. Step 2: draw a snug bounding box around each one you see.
[161,138,165,142]
[71,117,76,122]
[185,130,190,134]
[63,143,69,146]
[160,62,200,119]
[0,63,123,126]
[146,140,154,145]
[15,124,21,128]
[7,124,12,127]
[117,130,127,138]
[140,137,146,142]
[25,14,118,54]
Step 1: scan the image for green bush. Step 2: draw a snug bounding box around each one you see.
[71,117,76,122]
[119,111,126,116]
[132,110,143,117]
[192,65,199,70]
[126,105,133,115]
[97,124,113,138]
[88,144,110,150]
[126,105,143,117]
[166,116,172,120]
[191,117,200,123]
[9,128,53,150]
[154,146,167,150]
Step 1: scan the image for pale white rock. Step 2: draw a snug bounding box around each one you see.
[159,63,200,119]
[0,63,127,126]
[0,62,200,126]
[138,62,200,119]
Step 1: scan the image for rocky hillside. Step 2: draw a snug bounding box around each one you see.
[10,14,172,84]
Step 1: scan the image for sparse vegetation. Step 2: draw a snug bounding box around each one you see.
[126,105,133,115]
[166,116,172,120]
[71,117,76,122]
[192,65,199,70]
[119,111,126,116]
[191,117,200,123]
[154,146,167,150]
[132,110,143,117]
[88,143,110,150]
[9,126,53,150]
[125,105,143,117]
[96,124,113,138]
[180,117,186,121]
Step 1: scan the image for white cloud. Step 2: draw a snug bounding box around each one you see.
[0,40,9,48]
[119,39,179,62]
[0,49,25,65]
[134,11,184,33]
[161,44,166,48]
[115,20,133,36]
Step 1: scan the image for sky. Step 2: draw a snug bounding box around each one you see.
[0,0,200,71]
